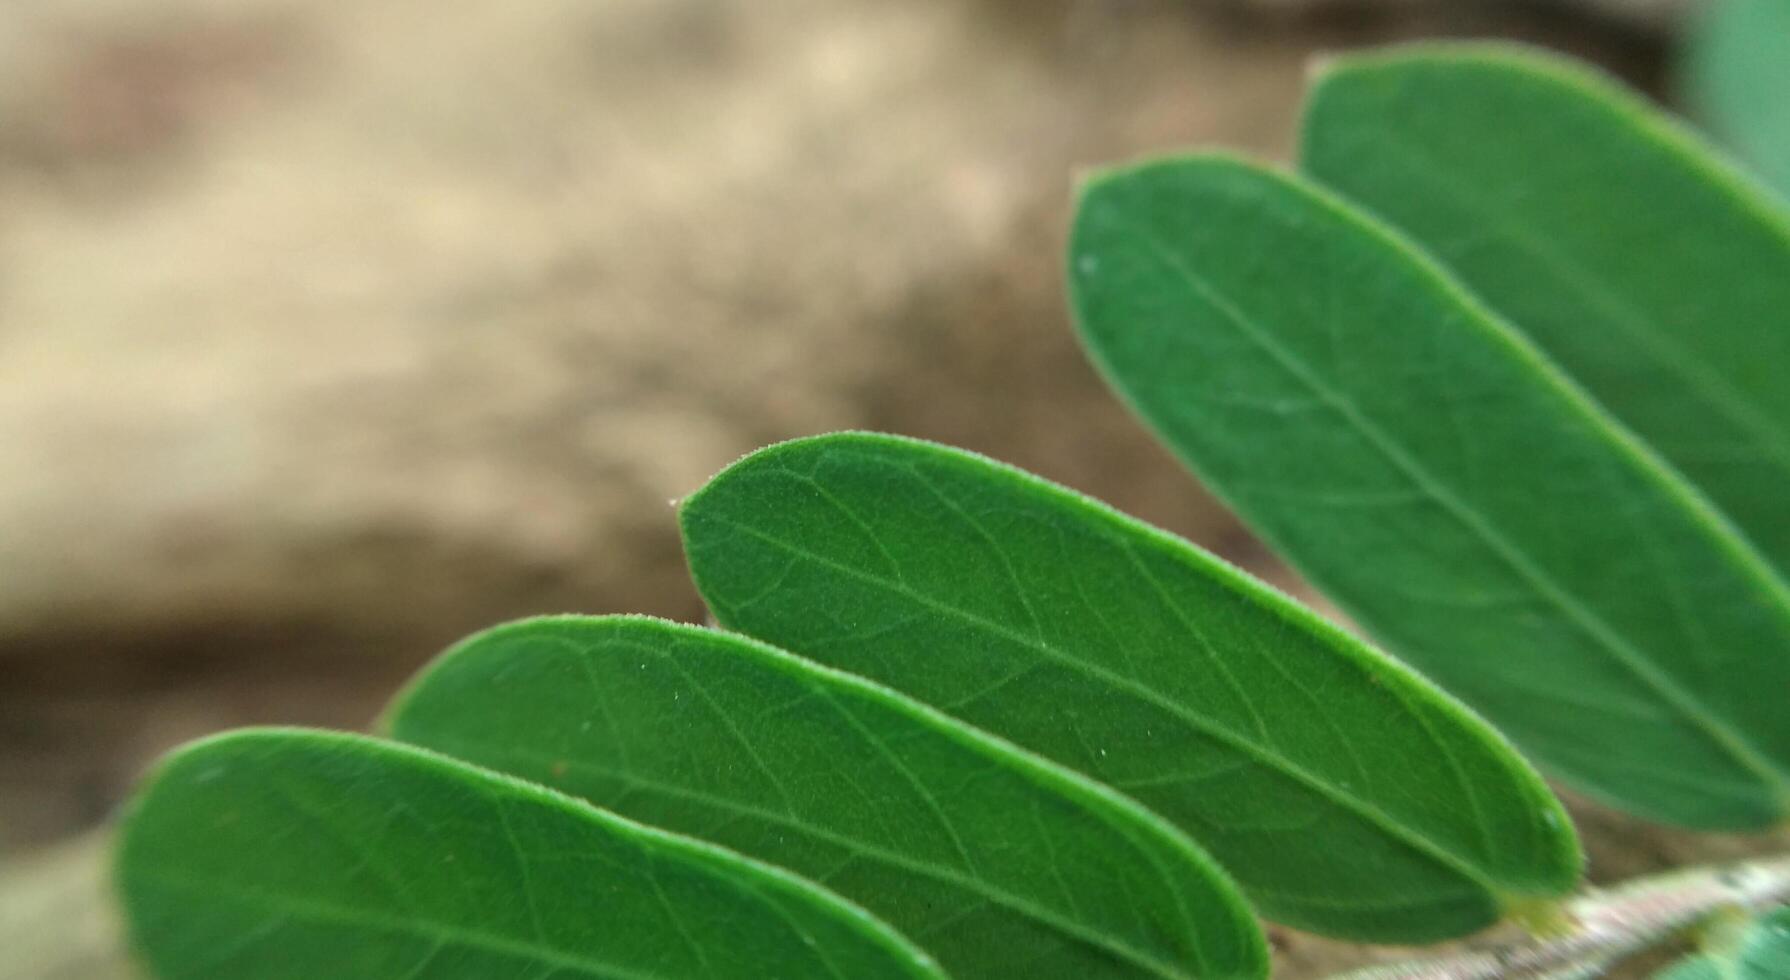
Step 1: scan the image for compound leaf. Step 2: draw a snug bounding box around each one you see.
[1684,0,1790,198]
[115,728,943,980]
[386,615,1266,980]
[679,431,1580,943]
[1067,154,1790,829]
[1302,44,1790,581]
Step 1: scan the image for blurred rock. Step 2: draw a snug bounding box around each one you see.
[0,834,133,980]
[1239,0,1689,34]
[0,0,1665,662]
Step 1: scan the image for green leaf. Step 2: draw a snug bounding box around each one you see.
[1656,906,1790,980]
[679,431,1580,944]
[1300,44,1790,582]
[385,615,1266,980]
[1685,0,1790,198]
[115,728,944,980]
[1066,154,1790,829]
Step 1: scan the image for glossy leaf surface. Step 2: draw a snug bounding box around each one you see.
[1685,0,1790,197]
[387,615,1266,980]
[1656,905,1790,980]
[116,729,943,980]
[680,432,1579,943]
[1302,44,1790,580]
[1068,155,1790,828]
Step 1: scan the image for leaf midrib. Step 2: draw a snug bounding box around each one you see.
[406,735,1201,980]
[697,513,1503,903]
[1111,202,1790,804]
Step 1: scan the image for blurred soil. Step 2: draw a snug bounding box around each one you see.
[5,1,1770,977]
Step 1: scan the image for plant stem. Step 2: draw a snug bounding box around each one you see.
[1332,854,1790,979]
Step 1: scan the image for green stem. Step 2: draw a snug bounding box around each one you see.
[1332,853,1790,979]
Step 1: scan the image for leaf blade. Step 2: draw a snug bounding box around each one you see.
[385,615,1267,980]
[1300,43,1790,582]
[1067,154,1790,828]
[1656,905,1790,980]
[115,728,945,980]
[680,431,1580,943]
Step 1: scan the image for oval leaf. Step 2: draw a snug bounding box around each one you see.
[1068,154,1790,828]
[1685,0,1790,198]
[116,728,943,980]
[679,432,1579,943]
[1301,44,1790,582]
[385,615,1266,980]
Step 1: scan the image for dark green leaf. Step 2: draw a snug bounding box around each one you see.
[1684,0,1790,198]
[1656,906,1790,980]
[115,728,944,980]
[1301,44,1790,581]
[1067,154,1790,828]
[679,431,1579,943]
[385,615,1266,980]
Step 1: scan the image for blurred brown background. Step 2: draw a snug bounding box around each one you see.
[0,0,1762,976]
